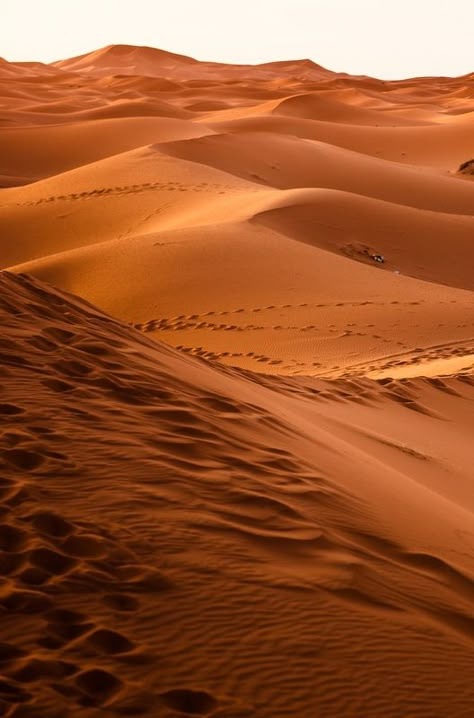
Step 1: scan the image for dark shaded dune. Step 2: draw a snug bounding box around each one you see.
[0,270,473,716]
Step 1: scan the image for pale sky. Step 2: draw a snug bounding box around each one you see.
[1,0,473,80]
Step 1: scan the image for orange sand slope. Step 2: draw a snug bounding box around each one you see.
[1,271,473,717]
[1,44,473,380]
[0,46,473,717]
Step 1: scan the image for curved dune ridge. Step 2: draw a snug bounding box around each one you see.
[0,271,473,718]
[0,44,473,717]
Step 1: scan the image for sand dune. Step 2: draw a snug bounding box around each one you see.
[0,58,64,79]
[271,91,429,125]
[1,44,473,717]
[52,44,199,78]
[0,118,214,185]
[0,271,473,718]
[53,44,333,82]
[209,113,474,168]
[252,188,474,289]
[159,130,474,213]
[1,45,473,375]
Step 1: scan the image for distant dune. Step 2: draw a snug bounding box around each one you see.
[0,44,473,717]
[52,44,332,81]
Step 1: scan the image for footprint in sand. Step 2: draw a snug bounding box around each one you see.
[160,688,218,716]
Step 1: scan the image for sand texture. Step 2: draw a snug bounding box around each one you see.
[0,45,473,717]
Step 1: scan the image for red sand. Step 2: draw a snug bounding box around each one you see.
[0,45,473,717]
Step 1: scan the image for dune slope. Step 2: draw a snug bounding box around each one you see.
[0,271,473,718]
